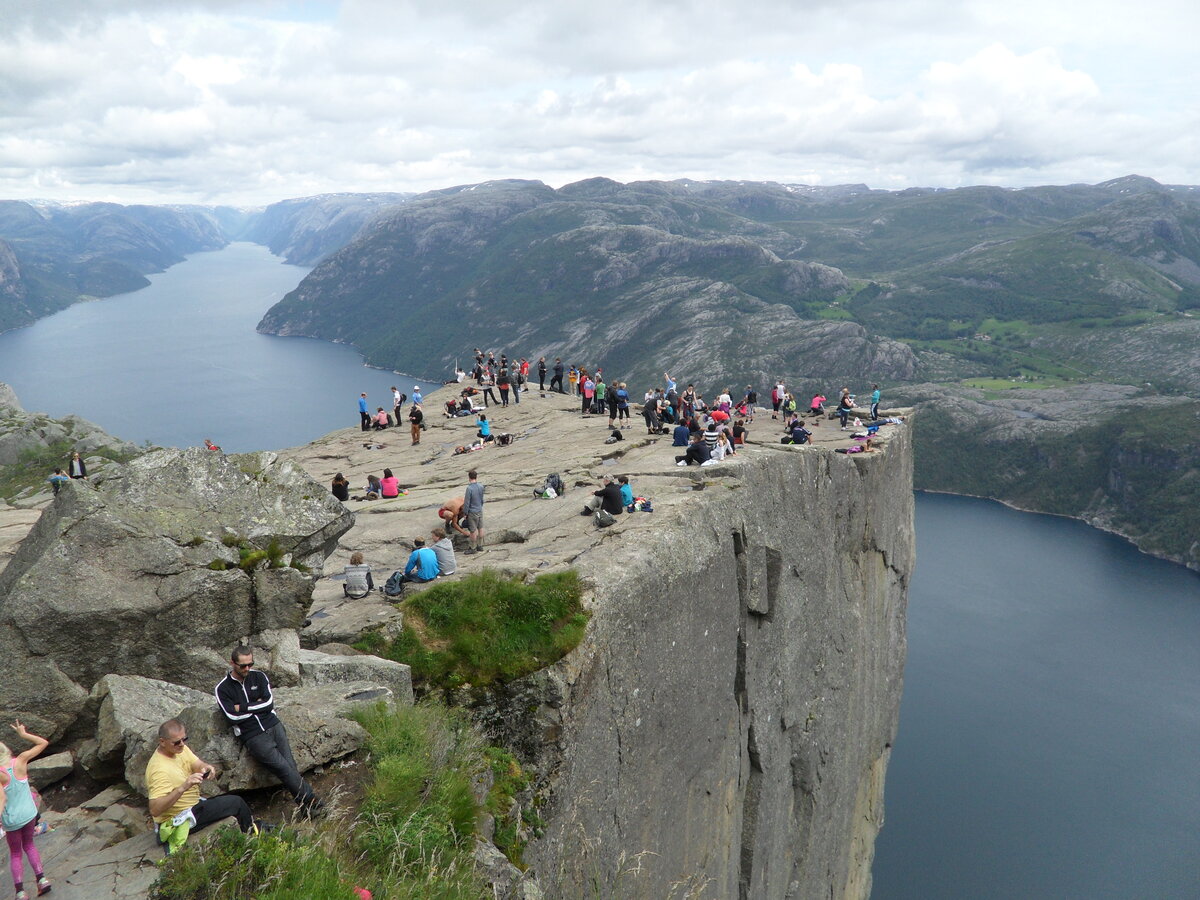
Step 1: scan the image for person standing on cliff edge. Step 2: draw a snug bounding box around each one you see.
[870,384,881,421]
[358,393,370,432]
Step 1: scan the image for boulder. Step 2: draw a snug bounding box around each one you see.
[298,648,414,704]
[28,751,75,789]
[301,590,405,648]
[0,447,354,739]
[84,673,405,794]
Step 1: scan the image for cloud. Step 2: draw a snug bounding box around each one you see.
[0,1,1194,203]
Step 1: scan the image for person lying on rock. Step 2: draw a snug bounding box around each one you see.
[215,646,324,817]
[2,721,51,898]
[146,718,259,855]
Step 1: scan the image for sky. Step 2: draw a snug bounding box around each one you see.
[0,0,1196,205]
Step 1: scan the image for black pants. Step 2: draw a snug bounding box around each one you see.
[360,411,371,431]
[192,794,254,833]
[538,372,546,390]
[483,388,499,406]
[549,374,563,392]
[675,446,707,465]
[243,722,316,806]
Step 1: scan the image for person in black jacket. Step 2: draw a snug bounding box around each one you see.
[214,646,323,815]
[580,474,624,516]
[550,358,565,393]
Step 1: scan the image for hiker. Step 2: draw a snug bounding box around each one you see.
[809,393,827,417]
[438,496,470,537]
[380,468,401,499]
[204,438,221,451]
[372,407,390,430]
[732,419,749,445]
[67,450,87,479]
[47,468,69,495]
[675,432,712,467]
[402,538,439,583]
[537,357,548,391]
[477,413,493,443]
[581,474,624,517]
[330,473,350,502]
[430,527,457,576]
[497,368,511,406]
[215,647,323,815]
[408,403,424,446]
[147,717,257,854]
[870,384,881,421]
[837,391,855,429]
[342,552,374,597]
[358,393,370,431]
[617,475,634,508]
[550,358,564,393]
[3,721,51,899]
[464,469,485,554]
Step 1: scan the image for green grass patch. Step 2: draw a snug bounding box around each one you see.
[152,701,532,900]
[361,570,590,689]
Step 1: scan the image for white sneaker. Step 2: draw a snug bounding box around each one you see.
[676,460,687,467]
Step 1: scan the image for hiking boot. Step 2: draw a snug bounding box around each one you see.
[36,878,51,897]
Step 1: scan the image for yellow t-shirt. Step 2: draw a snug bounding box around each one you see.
[145,745,200,823]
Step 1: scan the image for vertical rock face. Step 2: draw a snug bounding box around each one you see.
[0,447,354,741]
[525,428,914,899]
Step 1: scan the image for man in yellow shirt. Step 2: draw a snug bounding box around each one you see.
[145,719,255,849]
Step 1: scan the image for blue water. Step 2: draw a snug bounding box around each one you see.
[0,243,438,452]
[872,492,1200,899]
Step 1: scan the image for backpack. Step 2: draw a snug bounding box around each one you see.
[547,473,565,495]
[496,433,514,447]
[594,509,616,528]
[383,570,406,598]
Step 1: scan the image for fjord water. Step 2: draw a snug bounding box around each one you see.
[873,493,1200,899]
[0,243,437,452]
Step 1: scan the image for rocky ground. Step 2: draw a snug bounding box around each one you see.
[0,384,906,900]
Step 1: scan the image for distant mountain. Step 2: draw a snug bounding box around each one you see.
[0,201,227,332]
[256,179,916,385]
[255,176,1200,388]
[239,192,413,266]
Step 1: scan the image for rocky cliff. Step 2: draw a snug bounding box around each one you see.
[284,387,915,898]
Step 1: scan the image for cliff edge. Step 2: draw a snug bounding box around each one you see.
[285,388,914,899]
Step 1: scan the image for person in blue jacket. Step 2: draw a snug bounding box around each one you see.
[402,538,440,583]
[358,392,370,431]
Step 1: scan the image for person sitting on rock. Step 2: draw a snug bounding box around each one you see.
[617,475,634,509]
[402,538,440,583]
[204,438,222,452]
[581,474,624,517]
[430,527,457,576]
[331,473,350,502]
[2,721,51,898]
[342,551,374,598]
[676,431,712,467]
[67,450,87,480]
[477,413,494,444]
[380,468,401,499]
[732,419,749,446]
[783,421,812,445]
[372,407,390,430]
[671,421,691,447]
[215,647,323,816]
[146,718,259,855]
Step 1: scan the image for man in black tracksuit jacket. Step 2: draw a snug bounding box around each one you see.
[214,645,322,813]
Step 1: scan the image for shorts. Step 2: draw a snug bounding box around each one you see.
[467,511,483,533]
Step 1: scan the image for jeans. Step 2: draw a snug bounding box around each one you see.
[243,722,315,806]
[192,794,255,833]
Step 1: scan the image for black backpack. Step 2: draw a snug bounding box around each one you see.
[383,570,405,598]
[546,473,564,495]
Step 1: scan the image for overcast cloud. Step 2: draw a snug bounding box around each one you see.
[0,0,1195,204]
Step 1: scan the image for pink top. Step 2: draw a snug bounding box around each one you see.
[380,476,401,498]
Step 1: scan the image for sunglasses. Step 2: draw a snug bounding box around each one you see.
[234,661,254,669]
[168,735,188,746]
